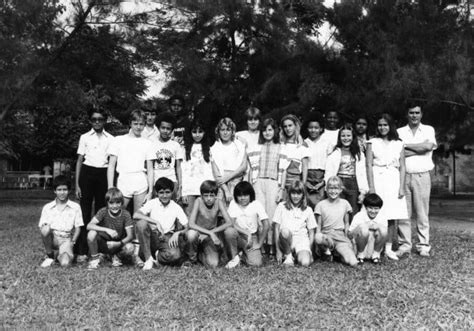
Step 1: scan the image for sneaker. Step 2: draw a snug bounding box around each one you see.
[225,254,241,269]
[88,258,100,270]
[371,257,381,264]
[395,250,410,259]
[41,257,55,268]
[133,255,144,268]
[111,255,122,267]
[76,255,88,263]
[142,258,154,270]
[322,248,333,262]
[419,250,430,257]
[357,258,364,265]
[283,254,294,266]
[385,249,399,261]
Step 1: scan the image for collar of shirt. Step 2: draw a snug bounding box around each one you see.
[86,128,112,138]
[48,199,75,210]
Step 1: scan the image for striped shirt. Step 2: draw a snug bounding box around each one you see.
[248,142,289,185]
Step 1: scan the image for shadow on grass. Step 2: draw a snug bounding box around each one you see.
[0,201,472,328]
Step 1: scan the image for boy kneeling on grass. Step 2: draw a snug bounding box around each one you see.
[134,177,188,270]
[87,188,135,269]
[348,193,387,264]
[314,176,358,267]
[185,180,235,268]
[39,175,83,268]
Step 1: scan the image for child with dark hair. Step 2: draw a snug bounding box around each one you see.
[150,112,183,199]
[325,124,368,215]
[354,115,369,154]
[134,177,189,270]
[321,110,340,146]
[302,111,333,209]
[273,181,316,267]
[75,106,113,262]
[168,94,189,145]
[185,180,235,268]
[348,193,387,264]
[39,175,83,268]
[366,113,408,261]
[181,119,214,215]
[86,188,135,269]
[226,181,269,268]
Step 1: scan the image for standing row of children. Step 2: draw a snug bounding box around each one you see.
[39,99,435,269]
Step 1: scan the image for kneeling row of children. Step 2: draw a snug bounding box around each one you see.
[39,175,388,269]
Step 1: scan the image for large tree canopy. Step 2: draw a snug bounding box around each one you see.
[0,0,472,169]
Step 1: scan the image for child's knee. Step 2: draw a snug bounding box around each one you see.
[374,226,388,239]
[297,251,312,267]
[58,253,72,267]
[223,227,238,240]
[185,229,199,242]
[135,219,148,233]
[357,224,370,238]
[158,248,182,265]
[121,243,135,256]
[87,230,97,242]
[203,254,219,268]
[280,228,292,240]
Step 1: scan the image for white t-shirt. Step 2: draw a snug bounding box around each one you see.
[272,202,317,237]
[321,129,339,147]
[108,134,154,174]
[236,130,260,149]
[138,199,188,233]
[151,139,183,182]
[77,129,113,168]
[210,140,246,173]
[181,143,214,196]
[314,198,352,232]
[142,125,159,141]
[281,143,310,175]
[228,200,268,234]
[349,207,387,233]
[304,137,333,170]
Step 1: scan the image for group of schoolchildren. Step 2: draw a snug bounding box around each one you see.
[39,96,437,270]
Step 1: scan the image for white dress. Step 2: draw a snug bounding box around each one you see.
[369,138,408,220]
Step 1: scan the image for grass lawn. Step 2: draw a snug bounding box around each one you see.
[1,199,472,328]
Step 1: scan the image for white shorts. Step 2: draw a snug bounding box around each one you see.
[117,172,148,198]
[291,233,311,254]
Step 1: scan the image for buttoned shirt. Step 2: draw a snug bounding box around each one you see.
[397,124,437,173]
[77,129,113,168]
[304,137,333,170]
[38,199,83,236]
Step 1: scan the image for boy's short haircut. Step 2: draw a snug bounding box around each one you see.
[129,109,146,124]
[168,94,185,107]
[302,111,325,136]
[53,175,71,190]
[105,187,124,204]
[157,112,177,129]
[233,181,255,202]
[200,180,219,195]
[363,193,383,208]
[87,105,106,119]
[326,176,344,190]
[155,177,175,192]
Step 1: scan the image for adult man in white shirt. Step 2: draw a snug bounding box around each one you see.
[397,106,437,257]
[75,107,113,261]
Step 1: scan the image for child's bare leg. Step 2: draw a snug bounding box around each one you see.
[353,224,370,258]
[373,226,388,258]
[385,220,398,260]
[278,228,293,256]
[133,192,147,215]
[122,197,131,209]
[40,225,54,256]
[335,242,358,267]
[57,239,73,267]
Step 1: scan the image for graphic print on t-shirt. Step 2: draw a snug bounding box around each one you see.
[155,148,174,170]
